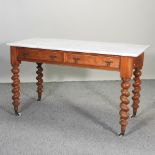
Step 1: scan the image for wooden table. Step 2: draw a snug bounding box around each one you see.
[8,38,149,136]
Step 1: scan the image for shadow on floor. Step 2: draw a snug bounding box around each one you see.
[65,99,117,135]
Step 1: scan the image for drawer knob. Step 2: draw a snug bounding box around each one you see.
[50,55,57,60]
[104,59,113,67]
[73,57,80,63]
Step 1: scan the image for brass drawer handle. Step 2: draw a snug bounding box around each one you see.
[22,52,29,57]
[73,57,80,63]
[50,55,57,60]
[17,52,29,60]
[104,59,113,67]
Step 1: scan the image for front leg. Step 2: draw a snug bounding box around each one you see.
[11,64,21,116]
[36,63,43,101]
[119,56,134,136]
[119,78,130,136]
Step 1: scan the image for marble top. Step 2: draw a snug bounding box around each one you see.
[7,38,149,57]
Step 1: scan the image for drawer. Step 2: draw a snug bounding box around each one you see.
[64,52,120,69]
[96,55,120,68]
[18,48,63,63]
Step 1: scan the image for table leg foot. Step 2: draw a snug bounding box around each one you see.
[15,111,22,117]
[131,113,136,118]
[118,132,124,136]
[37,96,41,101]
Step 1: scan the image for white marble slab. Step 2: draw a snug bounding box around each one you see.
[7,38,149,57]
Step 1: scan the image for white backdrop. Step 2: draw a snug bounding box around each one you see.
[0,0,154,83]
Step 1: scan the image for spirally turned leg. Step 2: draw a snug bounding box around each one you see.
[131,68,142,117]
[36,63,43,101]
[11,64,21,116]
[119,78,130,136]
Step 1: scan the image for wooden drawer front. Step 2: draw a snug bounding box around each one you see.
[96,55,120,68]
[64,53,97,65]
[64,53,120,69]
[18,48,63,63]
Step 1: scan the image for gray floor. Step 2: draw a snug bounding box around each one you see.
[0,80,155,155]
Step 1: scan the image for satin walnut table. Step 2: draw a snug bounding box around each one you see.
[8,38,149,136]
